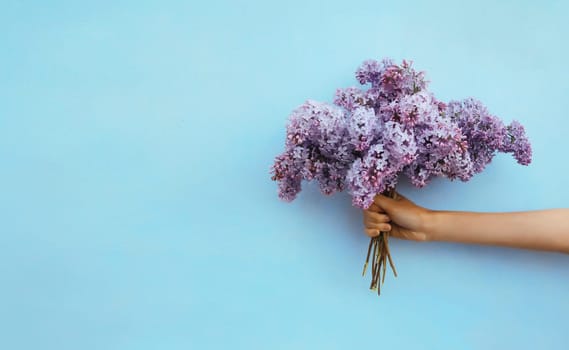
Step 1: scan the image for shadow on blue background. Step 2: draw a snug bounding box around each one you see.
[1,0,568,349]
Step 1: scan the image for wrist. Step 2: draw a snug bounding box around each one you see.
[419,209,439,241]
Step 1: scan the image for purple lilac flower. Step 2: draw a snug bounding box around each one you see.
[355,59,385,86]
[381,121,417,167]
[270,151,303,202]
[272,58,532,209]
[347,107,381,152]
[356,59,427,97]
[271,99,357,201]
[446,98,509,174]
[346,144,396,208]
[334,87,368,111]
[499,120,532,165]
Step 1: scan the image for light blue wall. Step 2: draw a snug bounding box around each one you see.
[1,0,568,349]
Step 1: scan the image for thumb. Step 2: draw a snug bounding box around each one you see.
[372,194,399,212]
[393,191,407,201]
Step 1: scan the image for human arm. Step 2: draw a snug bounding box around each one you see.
[363,193,569,254]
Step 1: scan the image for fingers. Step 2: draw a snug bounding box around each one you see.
[368,202,384,213]
[364,224,392,237]
[366,222,392,232]
[372,194,397,210]
[363,209,391,237]
[365,228,380,237]
[363,210,390,225]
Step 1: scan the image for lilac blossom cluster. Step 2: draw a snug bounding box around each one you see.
[271,58,532,209]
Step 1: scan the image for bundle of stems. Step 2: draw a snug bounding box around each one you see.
[362,188,398,295]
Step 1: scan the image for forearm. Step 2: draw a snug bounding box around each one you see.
[423,209,569,253]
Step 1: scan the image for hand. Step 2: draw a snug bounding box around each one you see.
[363,192,431,241]
[365,193,569,253]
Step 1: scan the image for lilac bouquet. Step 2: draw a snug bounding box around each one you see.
[271,58,531,294]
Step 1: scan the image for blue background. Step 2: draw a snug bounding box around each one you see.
[1,0,568,349]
